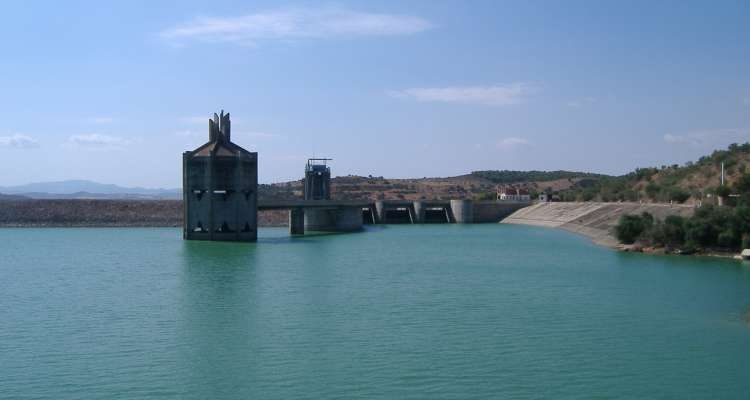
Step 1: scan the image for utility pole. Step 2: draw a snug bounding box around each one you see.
[718,161,726,206]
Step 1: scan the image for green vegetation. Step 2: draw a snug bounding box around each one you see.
[615,168,750,252]
[615,213,652,244]
[470,170,605,184]
[555,142,750,203]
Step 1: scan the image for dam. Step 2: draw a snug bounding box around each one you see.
[262,158,527,235]
[261,198,528,235]
[502,201,695,246]
[182,111,529,240]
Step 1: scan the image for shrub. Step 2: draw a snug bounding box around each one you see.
[669,188,690,203]
[645,183,661,200]
[616,214,647,244]
[662,215,686,246]
[717,230,739,248]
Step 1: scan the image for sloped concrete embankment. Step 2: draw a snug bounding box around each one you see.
[501,202,695,247]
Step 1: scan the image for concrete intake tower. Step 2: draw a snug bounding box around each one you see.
[182,111,258,241]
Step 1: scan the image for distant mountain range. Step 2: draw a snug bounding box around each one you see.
[0,180,181,200]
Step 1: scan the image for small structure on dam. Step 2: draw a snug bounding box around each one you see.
[304,158,332,200]
[182,111,258,242]
[299,158,362,233]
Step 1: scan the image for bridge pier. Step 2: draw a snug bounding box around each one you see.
[450,199,474,223]
[374,201,386,224]
[412,201,425,223]
[289,208,305,235]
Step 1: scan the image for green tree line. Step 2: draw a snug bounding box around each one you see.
[615,168,750,252]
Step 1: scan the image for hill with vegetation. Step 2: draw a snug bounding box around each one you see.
[470,170,607,184]
[609,143,750,253]
[557,143,750,203]
[260,171,597,202]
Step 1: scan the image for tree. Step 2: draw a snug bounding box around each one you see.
[669,188,690,203]
[616,214,647,244]
[662,215,686,247]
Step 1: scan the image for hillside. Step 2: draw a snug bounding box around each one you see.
[3,143,749,210]
[556,143,750,203]
[1,171,597,202]
[0,194,29,200]
[261,171,594,202]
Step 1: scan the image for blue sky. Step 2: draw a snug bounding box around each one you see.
[1,0,749,188]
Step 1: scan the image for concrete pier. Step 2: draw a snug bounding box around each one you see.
[450,200,474,224]
[303,206,363,232]
[413,201,425,223]
[289,208,305,235]
[374,201,386,223]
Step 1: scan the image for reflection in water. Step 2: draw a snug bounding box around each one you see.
[178,240,260,397]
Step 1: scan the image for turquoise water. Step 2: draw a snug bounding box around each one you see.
[1,225,750,399]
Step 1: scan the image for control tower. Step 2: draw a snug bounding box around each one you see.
[304,158,332,200]
[182,110,258,241]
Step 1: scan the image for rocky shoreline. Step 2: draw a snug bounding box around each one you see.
[616,243,742,260]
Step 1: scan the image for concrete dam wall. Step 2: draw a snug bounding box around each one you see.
[372,200,528,225]
[501,202,695,247]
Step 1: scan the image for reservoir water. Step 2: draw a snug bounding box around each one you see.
[1,225,750,399]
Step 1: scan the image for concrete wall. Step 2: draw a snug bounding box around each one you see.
[413,201,425,223]
[371,200,526,225]
[502,201,695,247]
[183,152,258,241]
[450,200,474,224]
[304,206,363,232]
[472,201,528,223]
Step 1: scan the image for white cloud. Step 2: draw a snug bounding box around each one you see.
[160,7,432,46]
[497,137,531,150]
[0,134,39,149]
[68,134,131,149]
[390,83,535,106]
[663,128,750,148]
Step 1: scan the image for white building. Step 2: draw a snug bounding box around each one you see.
[497,186,531,201]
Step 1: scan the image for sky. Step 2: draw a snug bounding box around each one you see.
[1,0,749,188]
